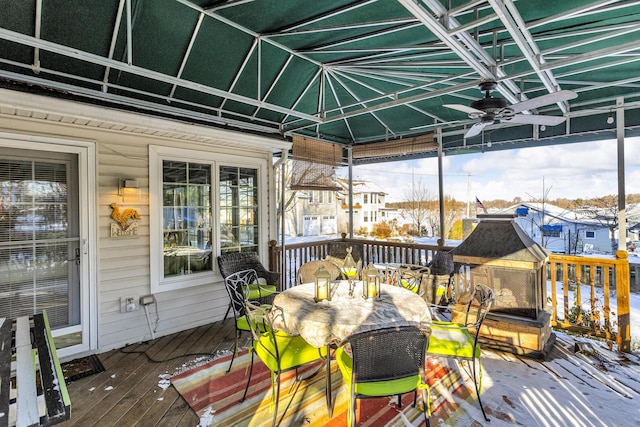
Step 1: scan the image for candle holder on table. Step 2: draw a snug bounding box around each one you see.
[314,265,332,302]
[341,247,358,297]
[363,263,381,299]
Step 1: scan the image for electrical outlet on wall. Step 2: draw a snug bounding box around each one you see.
[121,296,139,313]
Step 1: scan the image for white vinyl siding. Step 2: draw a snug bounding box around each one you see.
[0,90,285,354]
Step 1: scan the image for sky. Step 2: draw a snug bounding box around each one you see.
[342,137,640,204]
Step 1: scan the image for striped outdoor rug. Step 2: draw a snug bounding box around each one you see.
[171,350,473,426]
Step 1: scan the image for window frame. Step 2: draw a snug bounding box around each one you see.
[149,145,268,293]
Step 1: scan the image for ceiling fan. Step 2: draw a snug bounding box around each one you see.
[444,81,578,138]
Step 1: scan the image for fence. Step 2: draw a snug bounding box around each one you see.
[548,250,631,352]
[268,237,444,288]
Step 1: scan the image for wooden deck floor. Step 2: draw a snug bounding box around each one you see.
[56,320,640,427]
[58,319,246,427]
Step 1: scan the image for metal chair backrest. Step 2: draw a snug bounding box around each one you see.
[345,326,429,383]
[224,269,259,320]
[217,251,280,285]
[244,300,283,361]
[397,265,431,294]
[459,283,495,329]
[296,260,341,285]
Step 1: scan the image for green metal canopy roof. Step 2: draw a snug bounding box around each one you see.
[1,0,639,163]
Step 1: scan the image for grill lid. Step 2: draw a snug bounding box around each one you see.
[451,219,549,262]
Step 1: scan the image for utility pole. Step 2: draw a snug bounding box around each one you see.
[466,173,471,218]
[526,177,552,247]
[541,177,545,245]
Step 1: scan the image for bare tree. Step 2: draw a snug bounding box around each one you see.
[583,195,622,253]
[442,195,462,239]
[276,159,316,238]
[403,179,433,237]
[526,178,556,248]
[423,194,460,238]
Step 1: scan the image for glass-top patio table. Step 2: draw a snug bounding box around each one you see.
[268,280,431,417]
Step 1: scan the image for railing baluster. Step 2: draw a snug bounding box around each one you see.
[603,265,612,337]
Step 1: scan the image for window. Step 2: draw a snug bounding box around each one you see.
[150,146,265,293]
[219,166,259,253]
[585,230,596,239]
[363,194,368,204]
[162,161,212,278]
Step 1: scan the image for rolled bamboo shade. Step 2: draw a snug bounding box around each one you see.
[352,134,436,159]
[291,135,342,190]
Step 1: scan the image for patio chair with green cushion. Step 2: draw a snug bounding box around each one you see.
[223,269,272,373]
[296,259,341,285]
[218,252,279,321]
[335,326,431,427]
[426,283,495,421]
[242,301,328,427]
[397,265,431,294]
[324,255,363,281]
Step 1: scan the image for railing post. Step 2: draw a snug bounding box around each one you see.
[615,250,631,352]
[268,240,280,287]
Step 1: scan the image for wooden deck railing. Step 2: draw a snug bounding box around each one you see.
[268,239,632,352]
[548,251,631,352]
[268,237,446,288]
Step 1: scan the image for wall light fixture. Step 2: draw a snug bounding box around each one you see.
[118,178,139,196]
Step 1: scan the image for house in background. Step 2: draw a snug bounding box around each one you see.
[285,177,393,237]
[498,203,612,254]
[299,189,339,236]
[336,178,388,235]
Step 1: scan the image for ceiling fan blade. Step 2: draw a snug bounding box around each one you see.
[510,90,578,114]
[465,122,489,138]
[443,104,485,115]
[502,114,567,126]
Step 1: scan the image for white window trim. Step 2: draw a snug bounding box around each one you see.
[149,145,268,293]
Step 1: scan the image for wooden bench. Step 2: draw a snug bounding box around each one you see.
[0,312,71,427]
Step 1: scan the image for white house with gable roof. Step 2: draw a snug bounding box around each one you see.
[499,202,612,254]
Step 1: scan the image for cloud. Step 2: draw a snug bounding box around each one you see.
[343,137,640,203]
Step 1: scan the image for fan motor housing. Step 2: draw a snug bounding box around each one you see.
[470,96,508,112]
